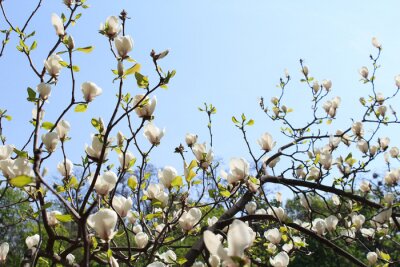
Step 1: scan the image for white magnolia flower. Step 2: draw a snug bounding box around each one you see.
[257,132,276,152]
[192,142,214,169]
[118,151,135,170]
[133,95,157,118]
[341,228,355,242]
[390,147,399,158]
[373,208,392,224]
[312,80,320,93]
[384,193,395,205]
[87,209,118,241]
[209,255,220,267]
[179,208,202,231]
[379,137,390,150]
[372,37,381,49]
[359,180,370,193]
[57,158,73,177]
[312,218,327,235]
[357,140,368,154]
[395,75,400,88]
[331,194,341,206]
[85,135,111,160]
[204,219,255,265]
[384,169,400,185]
[351,122,364,137]
[159,250,176,264]
[114,35,134,58]
[366,252,378,264]
[299,194,310,210]
[143,123,165,146]
[127,210,139,224]
[207,216,218,227]
[269,251,289,267]
[144,183,164,200]
[0,145,13,160]
[352,215,367,231]
[322,79,332,91]
[359,66,369,79]
[360,228,375,238]
[185,133,198,147]
[63,0,75,7]
[267,207,286,221]
[51,13,64,36]
[245,201,257,214]
[56,120,70,140]
[42,132,59,152]
[25,234,40,249]
[66,253,75,264]
[147,262,166,267]
[112,195,133,218]
[264,228,281,244]
[81,82,102,102]
[132,224,143,234]
[325,215,339,232]
[47,210,62,226]
[88,171,117,196]
[158,166,178,188]
[224,158,249,184]
[100,16,121,38]
[44,54,63,77]
[37,83,51,100]
[0,158,34,179]
[135,232,149,248]
[255,208,267,215]
[0,242,9,263]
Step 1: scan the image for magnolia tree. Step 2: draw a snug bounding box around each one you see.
[0,1,399,267]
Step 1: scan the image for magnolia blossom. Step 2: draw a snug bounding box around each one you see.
[55,120,70,141]
[159,250,176,264]
[257,132,276,152]
[179,208,202,231]
[100,16,121,38]
[295,165,306,179]
[63,0,75,6]
[373,208,392,224]
[42,132,59,152]
[395,74,400,88]
[359,180,370,193]
[57,158,73,177]
[384,193,395,205]
[192,142,214,169]
[204,219,255,265]
[147,262,166,267]
[360,228,375,238]
[322,79,332,91]
[341,228,355,243]
[312,80,320,93]
[37,83,51,100]
[87,209,118,241]
[66,253,75,264]
[118,151,135,170]
[331,194,341,206]
[0,158,34,179]
[133,95,157,118]
[222,158,249,184]
[85,135,111,160]
[372,37,381,48]
[26,234,40,249]
[267,207,286,221]
[0,242,9,263]
[308,167,321,181]
[158,166,178,188]
[269,251,290,267]
[185,133,198,147]
[112,195,133,217]
[265,156,280,168]
[312,218,327,235]
[245,201,257,214]
[323,96,341,117]
[325,215,339,232]
[144,183,164,199]
[389,146,399,158]
[357,140,368,154]
[117,131,124,147]
[367,252,378,264]
[351,122,364,137]
[384,169,400,185]
[0,145,13,160]
[379,137,390,150]
[115,35,134,58]
[44,54,63,77]
[132,224,143,234]
[359,66,369,78]
[135,232,149,248]
[207,216,218,226]
[51,13,64,36]
[127,210,139,224]
[299,194,310,210]
[47,210,62,226]
[143,123,165,145]
[88,171,117,196]
[320,150,332,170]
[82,82,102,102]
[264,228,281,244]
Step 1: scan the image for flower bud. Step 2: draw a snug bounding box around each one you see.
[302,66,309,76]
[51,13,65,36]
[135,232,149,248]
[359,66,369,79]
[372,37,381,49]
[312,80,319,93]
[143,123,165,146]
[87,209,118,241]
[56,120,70,141]
[258,132,276,152]
[67,35,75,50]
[37,83,51,100]
[114,35,134,58]
[100,16,121,39]
[0,242,9,263]
[44,54,63,77]
[41,132,59,152]
[367,252,378,264]
[117,61,124,76]
[390,147,399,158]
[185,133,198,147]
[322,79,332,91]
[81,82,102,102]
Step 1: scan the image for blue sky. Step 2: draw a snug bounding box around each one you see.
[1,1,400,183]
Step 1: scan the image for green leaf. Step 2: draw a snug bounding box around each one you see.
[76,46,94,53]
[41,121,54,130]
[5,115,12,121]
[74,104,88,112]
[9,175,33,187]
[127,176,137,190]
[134,72,149,88]
[171,176,183,187]
[220,190,231,197]
[246,119,254,126]
[232,116,239,124]
[55,214,73,222]
[72,65,80,72]
[58,61,69,67]
[176,258,187,265]
[124,63,141,76]
[30,41,37,51]
[13,148,28,158]
[27,87,36,100]
[241,113,246,121]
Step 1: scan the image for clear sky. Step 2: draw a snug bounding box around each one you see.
[1,1,400,183]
